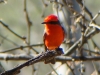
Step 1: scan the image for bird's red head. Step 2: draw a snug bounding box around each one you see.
[44,14,58,22]
[42,14,60,24]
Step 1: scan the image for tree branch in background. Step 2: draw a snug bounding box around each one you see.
[0,20,39,54]
[0,43,43,53]
[0,53,100,61]
[24,0,32,54]
[0,20,25,40]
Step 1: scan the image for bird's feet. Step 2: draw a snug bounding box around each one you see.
[44,48,64,64]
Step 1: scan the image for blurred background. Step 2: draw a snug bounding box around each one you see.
[0,0,100,75]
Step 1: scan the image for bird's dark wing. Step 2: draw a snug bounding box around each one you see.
[43,32,47,52]
[60,22,67,41]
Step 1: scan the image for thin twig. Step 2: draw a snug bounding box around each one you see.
[66,62,75,75]
[84,11,100,36]
[83,48,100,55]
[0,20,25,40]
[46,63,62,75]
[24,0,32,53]
[49,64,59,75]
[0,34,18,46]
[92,61,99,75]
[0,43,43,53]
[76,0,95,23]
[90,24,100,30]
[87,39,99,75]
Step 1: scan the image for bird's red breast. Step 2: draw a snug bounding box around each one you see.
[43,14,65,50]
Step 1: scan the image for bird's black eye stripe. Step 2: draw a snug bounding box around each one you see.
[42,21,60,24]
[48,21,60,24]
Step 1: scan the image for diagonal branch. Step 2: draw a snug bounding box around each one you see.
[0,49,63,75]
[0,20,25,40]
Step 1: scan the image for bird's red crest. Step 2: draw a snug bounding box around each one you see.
[44,14,58,22]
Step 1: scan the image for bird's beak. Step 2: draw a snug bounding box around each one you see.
[41,22,45,24]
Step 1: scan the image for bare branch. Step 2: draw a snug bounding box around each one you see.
[24,0,32,53]
[0,54,100,62]
[0,49,63,75]
[0,20,25,40]
[0,43,43,53]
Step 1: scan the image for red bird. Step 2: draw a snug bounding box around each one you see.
[42,14,65,64]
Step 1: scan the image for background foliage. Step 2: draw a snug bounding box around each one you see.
[0,0,100,75]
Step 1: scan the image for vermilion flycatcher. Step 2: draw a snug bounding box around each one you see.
[42,14,65,64]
